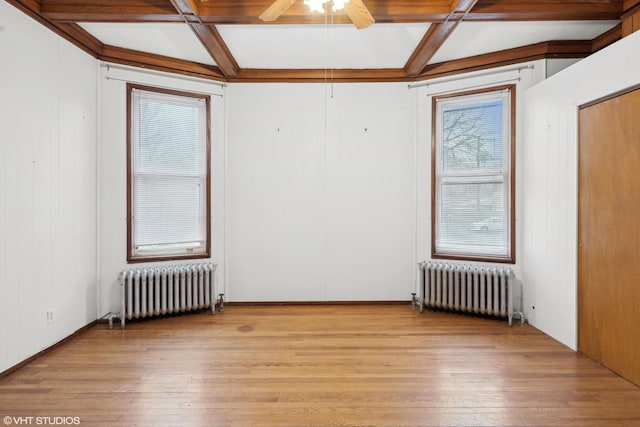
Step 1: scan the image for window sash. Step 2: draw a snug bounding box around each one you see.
[433,87,513,261]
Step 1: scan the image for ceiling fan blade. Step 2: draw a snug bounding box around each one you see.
[344,0,374,29]
[259,0,299,22]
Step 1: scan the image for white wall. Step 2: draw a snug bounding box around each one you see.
[226,64,551,303]
[414,62,547,287]
[226,83,416,301]
[545,58,582,78]
[0,2,98,372]
[522,31,640,350]
[98,66,226,315]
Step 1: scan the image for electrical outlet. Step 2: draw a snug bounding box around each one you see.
[47,308,55,324]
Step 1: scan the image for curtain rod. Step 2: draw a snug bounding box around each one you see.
[427,77,521,98]
[101,62,227,88]
[407,64,535,90]
[103,75,224,97]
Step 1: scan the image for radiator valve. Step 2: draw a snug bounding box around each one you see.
[217,293,225,312]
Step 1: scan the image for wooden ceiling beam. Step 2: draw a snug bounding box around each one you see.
[188,24,240,78]
[39,0,182,23]
[8,0,626,84]
[403,22,457,77]
[416,40,593,80]
[403,0,478,77]
[624,0,640,10]
[11,0,40,13]
[38,0,450,25]
[99,45,226,81]
[196,1,451,24]
[7,0,104,56]
[467,0,622,21]
[177,0,201,15]
[168,0,240,79]
[39,0,624,24]
[621,4,640,35]
[96,37,600,84]
[234,68,409,83]
[592,23,622,50]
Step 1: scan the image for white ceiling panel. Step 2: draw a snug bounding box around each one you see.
[430,21,619,65]
[217,23,430,69]
[79,23,217,66]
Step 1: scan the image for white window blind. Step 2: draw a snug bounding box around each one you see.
[433,87,513,260]
[130,87,209,259]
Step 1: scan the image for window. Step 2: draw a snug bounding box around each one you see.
[127,84,210,262]
[432,85,515,263]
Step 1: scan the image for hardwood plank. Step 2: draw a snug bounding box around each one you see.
[0,305,639,426]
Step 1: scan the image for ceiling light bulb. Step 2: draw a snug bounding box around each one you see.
[332,0,348,11]
[304,0,326,14]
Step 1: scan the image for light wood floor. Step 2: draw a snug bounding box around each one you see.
[1,305,639,427]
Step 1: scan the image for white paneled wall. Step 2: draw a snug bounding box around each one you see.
[522,31,640,350]
[324,85,416,300]
[0,2,97,373]
[226,83,416,301]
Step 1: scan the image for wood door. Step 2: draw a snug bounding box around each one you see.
[578,87,640,387]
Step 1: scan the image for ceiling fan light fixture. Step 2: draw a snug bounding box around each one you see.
[304,0,326,14]
[261,0,371,29]
[332,0,348,11]
[303,0,350,14]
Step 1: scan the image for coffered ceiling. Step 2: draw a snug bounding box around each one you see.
[6,0,637,83]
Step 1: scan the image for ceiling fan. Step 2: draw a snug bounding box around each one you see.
[259,0,375,29]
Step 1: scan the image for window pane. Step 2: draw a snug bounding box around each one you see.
[137,97,204,176]
[134,175,205,247]
[437,181,507,256]
[442,100,505,173]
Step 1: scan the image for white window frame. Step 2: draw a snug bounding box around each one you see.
[127,84,211,263]
[431,85,515,263]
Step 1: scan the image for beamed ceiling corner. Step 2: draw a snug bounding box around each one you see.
[5,0,634,83]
